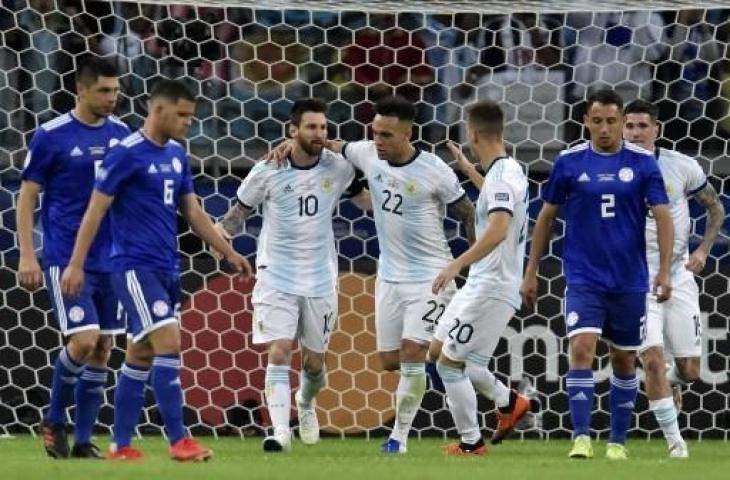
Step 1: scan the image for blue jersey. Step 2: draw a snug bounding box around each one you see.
[542,141,669,293]
[95,131,194,272]
[21,112,130,272]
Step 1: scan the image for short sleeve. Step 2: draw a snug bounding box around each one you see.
[179,154,194,196]
[342,165,365,199]
[95,147,139,196]
[21,128,56,186]
[342,141,374,172]
[236,163,269,209]
[486,180,516,216]
[684,158,707,197]
[435,162,466,205]
[541,155,570,205]
[643,155,670,206]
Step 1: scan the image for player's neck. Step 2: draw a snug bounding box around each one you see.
[289,146,319,168]
[142,124,170,146]
[72,104,105,127]
[477,144,508,171]
[389,144,416,165]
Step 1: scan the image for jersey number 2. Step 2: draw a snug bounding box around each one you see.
[601,194,615,218]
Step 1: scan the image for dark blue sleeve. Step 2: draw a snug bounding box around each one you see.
[95,147,138,196]
[179,154,194,197]
[20,128,55,186]
[541,154,570,205]
[643,154,669,206]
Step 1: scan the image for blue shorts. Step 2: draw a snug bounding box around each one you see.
[44,266,124,337]
[111,269,181,343]
[565,285,647,350]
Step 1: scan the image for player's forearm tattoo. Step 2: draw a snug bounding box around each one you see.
[221,203,250,238]
[449,196,477,245]
[695,182,726,253]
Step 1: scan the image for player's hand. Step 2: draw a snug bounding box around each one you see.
[60,264,84,298]
[210,223,231,260]
[445,141,473,175]
[685,248,708,274]
[262,140,293,168]
[223,251,254,279]
[18,253,43,290]
[325,139,345,154]
[432,261,460,294]
[520,274,538,308]
[652,272,672,303]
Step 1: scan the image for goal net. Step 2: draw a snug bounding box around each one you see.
[0,0,728,440]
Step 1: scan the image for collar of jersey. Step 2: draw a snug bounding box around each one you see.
[483,155,510,176]
[287,151,321,170]
[589,141,624,157]
[387,147,420,168]
[69,111,107,129]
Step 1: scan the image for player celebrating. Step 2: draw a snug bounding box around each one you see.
[432,100,529,455]
[521,89,674,460]
[17,57,129,459]
[215,98,369,452]
[624,99,725,458]
[61,79,251,461]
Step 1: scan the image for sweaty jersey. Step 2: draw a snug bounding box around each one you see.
[95,131,194,272]
[467,156,528,309]
[21,112,130,272]
[645,147,707,284]
[343,141,465,283]
[237,151,356,297]
[542,141,669,293]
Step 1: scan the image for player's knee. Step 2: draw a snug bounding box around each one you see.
[68,331,101,362]
[677,358,700,383]
[268,340,293,366]
[88,336,113,367]
[400,339,427,363]
[379,352,400,371]
[610,350,636,376]
[302,353,324,374]
[126,340,154,368]
[640,349,666,379]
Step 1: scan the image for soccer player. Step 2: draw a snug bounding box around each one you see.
[431,100,529,455]
[16,57,130,459]
[521,89,674,460]
[214,98,369,452]
[624,99,725,458]
[60,79,252,461]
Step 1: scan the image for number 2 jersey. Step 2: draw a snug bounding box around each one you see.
[541,141,669,293]
[236,151,356,297]
[343,141,465,283]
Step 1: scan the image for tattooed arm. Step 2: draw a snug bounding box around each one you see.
[686,182,726,274]
[217,202,253,240]
[447,195,476,246]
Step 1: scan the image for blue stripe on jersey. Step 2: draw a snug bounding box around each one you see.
[21,113,130,272]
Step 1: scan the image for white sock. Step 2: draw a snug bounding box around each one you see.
[465,361,510,408]
[299,369,326,408]
[390,362,426,444]
[666,365,689,387]
[437,363,481,444]
[265,364,291,433]
[649,396,683,446]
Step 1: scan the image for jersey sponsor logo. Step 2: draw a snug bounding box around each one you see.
[172,156,182,174]
[68,306,85,323]
[598,173,615,182]
[578,172,591,182]
[619,167,634,182]
[283,184,294,194]
[570,391,588,401]
[89,146,106,156]
[148,164,158,174]
[566,311,579,327]
[70,146,83,157]
[153,300,170,317]
[374,173,384,183]
[618,401,635,409]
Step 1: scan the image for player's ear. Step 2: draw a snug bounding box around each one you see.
[288,123,297,138]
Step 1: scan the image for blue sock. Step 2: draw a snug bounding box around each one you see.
[46,347,85,425]
[74,366,107,445]
[566,369,594,437]
[151,355,186,445]
[425,361,445,393]
[113,363,149,448]
[609,373,639,444]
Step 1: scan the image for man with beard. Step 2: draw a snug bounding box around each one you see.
[216,98,370,452]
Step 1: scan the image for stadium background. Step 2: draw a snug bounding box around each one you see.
[0,0,728,440]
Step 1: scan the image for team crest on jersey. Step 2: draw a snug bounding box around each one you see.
[566,311,579,327]
[618,167,634,182]
[153,300,170,317]
[405,182,417,195]
[172,157,182,174]
[69,306,85,323]
[322,177,333,193]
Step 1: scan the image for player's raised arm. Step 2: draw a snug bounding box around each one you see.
[687,182,725,273]
[179,193,252,278]
[16,180,43,290]
[61,191,114,297]
[446,141,484,190]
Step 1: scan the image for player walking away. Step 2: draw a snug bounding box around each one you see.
[521,89,674,460]
[61,79,252,462]
[432,100,530,456]
[624,99,725,458]
[214,98,369,452]
[17,56,130,459]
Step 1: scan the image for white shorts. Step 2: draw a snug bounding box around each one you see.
[375,278,456,352]
[437,283,516,363]
[251,283,337,353]
[640,277,702,358]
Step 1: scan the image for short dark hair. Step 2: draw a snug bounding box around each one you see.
[467,100,504,138]
[149,79,196,103]
[585,88,624,112]
[290,98,328,126]
[76,56,118,85]
[624,99,658,122]
[374,96,416,123]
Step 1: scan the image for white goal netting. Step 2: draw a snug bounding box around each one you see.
[0,0,728,440]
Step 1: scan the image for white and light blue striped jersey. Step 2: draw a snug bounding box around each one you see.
[466,156,528,309]
[343,141,465,283]
[645,147,707,285]
[237,150,356,297]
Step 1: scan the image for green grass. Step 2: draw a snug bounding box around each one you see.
[1,436,728,480]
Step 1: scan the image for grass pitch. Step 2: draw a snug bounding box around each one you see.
[0,436,728,480]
